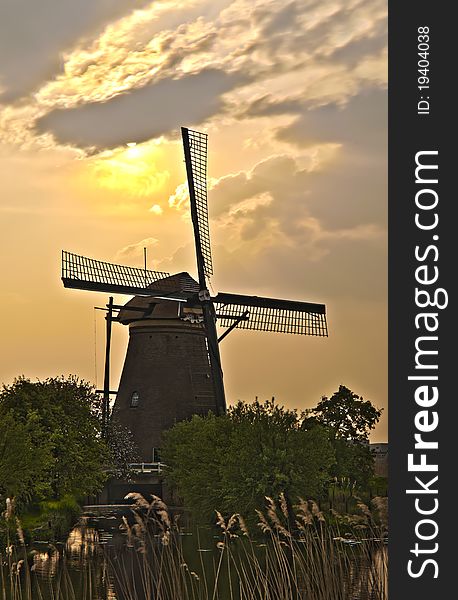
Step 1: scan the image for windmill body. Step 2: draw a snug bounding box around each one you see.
[113,273,217,462]
[61,127,328,470]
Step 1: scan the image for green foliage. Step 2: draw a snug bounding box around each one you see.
[105,416,139,479]
[0,411,49,502]
[304,385,383,487]
[15,494,81,543]
[0,376,110,504]
[308,385,382,443]
[161,412,231,519]
[162,399,334,521]
[332,439,374,487]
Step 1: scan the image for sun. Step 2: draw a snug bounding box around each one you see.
[125,142,142,159]
[89,141,170,197]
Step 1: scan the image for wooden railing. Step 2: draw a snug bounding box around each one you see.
[129,462,166,474]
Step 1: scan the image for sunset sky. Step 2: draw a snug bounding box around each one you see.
[0,0,387,440]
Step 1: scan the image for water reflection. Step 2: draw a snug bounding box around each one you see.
[24,512,387,600]
[31,550,59,578]
[26,518,112,600]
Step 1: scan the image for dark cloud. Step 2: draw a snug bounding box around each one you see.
[252,0,384,72]
[283,88,387,149]
[241,82,387,134]
[326,28,386,67]
[211,155,299,216]
[255,1,300,37]
[274,89,387,230]
[239,95,302,119]
[35,69,245,149]
[220,235,386,306]
[211,87,387,236]
[0,0,154,101]
[233,90,386,230]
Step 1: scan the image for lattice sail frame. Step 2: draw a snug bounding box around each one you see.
[214,292,328,336]
[182,128,213,276]
[62,251,170,295]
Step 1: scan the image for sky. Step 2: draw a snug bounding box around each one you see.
[0,0,387,441]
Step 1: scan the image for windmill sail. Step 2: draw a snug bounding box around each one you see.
[181,127,213,282]
[214,292,328,336]
[61,250,171,296]
[181,127,225,414]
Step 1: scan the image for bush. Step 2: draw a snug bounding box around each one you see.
[162,399,335,522]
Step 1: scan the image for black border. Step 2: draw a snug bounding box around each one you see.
[389,2,454,594]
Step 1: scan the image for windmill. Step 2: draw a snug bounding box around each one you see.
[61,127,328,463]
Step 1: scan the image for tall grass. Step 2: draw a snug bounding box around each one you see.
[1,494,387,600]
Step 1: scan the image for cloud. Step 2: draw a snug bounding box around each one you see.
[32,2,222,111]
[0,0,153,101]
[0,0,386,152]
[35,69,243,150]
[273,88,387,230]
[150,204,163,215]
[116,236,158,261]
[168,183,190,212]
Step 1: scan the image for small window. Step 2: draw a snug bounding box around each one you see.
[130,391,140,408]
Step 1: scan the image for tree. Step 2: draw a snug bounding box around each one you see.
[162,399,335,521]
[0,411,49,502]
[308,385,382,442]
[105,416,139,480]
[0,376,110,502]
[161,412,232,519]
[82,388,139,480]
[304,385,383,487]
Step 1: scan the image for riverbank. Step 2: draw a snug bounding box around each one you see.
[0,494,82,550]
[1,493,388,600]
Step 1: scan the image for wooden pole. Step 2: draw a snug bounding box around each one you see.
[102,296,114,437]
[144,247,147,287]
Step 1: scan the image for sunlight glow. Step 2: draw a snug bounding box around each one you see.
[89,142,169,196]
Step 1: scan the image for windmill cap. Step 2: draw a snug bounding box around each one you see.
[117,272,200,324]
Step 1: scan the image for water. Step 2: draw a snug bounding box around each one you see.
[8,509,387,600]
